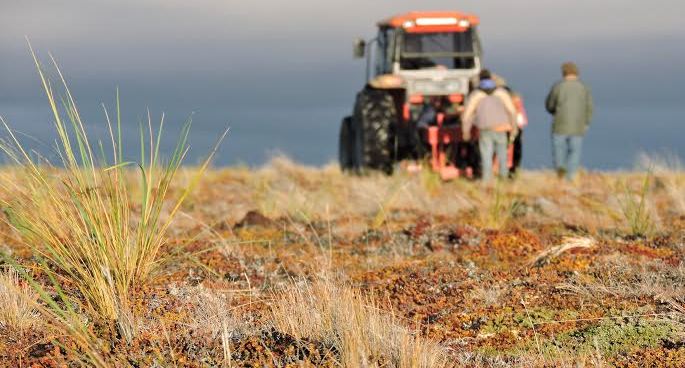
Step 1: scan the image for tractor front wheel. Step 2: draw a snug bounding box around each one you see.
[352,88,396,175]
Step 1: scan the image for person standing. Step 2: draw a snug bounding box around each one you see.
[508,91,528,177]
[462,70,518,182]
[545,62,594,181]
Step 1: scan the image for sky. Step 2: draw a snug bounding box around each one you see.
[1,0,684,169]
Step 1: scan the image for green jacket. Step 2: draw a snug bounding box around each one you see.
[545,78,593,136]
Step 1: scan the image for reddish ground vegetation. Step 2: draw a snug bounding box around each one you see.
[1,164,684,366]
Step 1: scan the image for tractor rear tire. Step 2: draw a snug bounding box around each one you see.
[353,88,396,175]
[338,116,356,171]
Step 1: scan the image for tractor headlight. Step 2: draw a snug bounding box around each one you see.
[445,80,462,92]
[412,80,432,93]
[411,80,464,95]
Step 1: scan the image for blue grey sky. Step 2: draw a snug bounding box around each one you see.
[1,0,684,168]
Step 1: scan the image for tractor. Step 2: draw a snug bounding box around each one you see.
[339,11,526,178]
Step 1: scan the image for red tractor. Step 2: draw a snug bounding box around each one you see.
[339,11,527,178]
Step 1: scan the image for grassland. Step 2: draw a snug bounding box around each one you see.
[1,50,684,367]
[1,155,684,367]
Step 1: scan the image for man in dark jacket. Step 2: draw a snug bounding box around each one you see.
[545,62,593,181]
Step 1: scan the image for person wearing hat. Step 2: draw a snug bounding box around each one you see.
[545,62,594,181]
[462,69,518,182]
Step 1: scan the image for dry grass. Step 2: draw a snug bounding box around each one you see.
[270,279,450,368]
[532,236,596,266]
[187,286,243,339]
[562,253,685,303]
[469,283,506,307]
[251,156,475,222]
[618,174,658,237]
[0,46,224,367]
[187,157,683,240]
[0,267,39,334]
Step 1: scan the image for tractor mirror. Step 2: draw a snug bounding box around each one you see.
[353,38,366,59]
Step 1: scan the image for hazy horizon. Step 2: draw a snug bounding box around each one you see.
[1,0,684,169]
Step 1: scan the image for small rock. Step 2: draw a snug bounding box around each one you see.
[235,210,273,228]
[29,342,54,358]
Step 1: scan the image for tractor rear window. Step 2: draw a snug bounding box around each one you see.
[400,31,477,70]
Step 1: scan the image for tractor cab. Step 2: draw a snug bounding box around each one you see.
[355,12,482,98]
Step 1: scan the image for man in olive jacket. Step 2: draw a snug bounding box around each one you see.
[545,62,593,181]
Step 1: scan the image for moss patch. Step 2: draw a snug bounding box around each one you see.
[545,317,679,357]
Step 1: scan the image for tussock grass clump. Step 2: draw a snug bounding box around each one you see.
[481,180,524,229]
[0,49,224,343]
[640,155,685,216]
[618,174,657,237]
[270,280,449,368]
[0,267,39,334]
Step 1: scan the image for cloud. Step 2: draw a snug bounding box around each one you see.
[4,0,683,51]
[1,0,683,109]
[1,1,683,168]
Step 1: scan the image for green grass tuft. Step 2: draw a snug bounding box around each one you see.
[0,45,226,350]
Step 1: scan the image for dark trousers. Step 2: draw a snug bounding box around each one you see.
[510,129,523,174]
